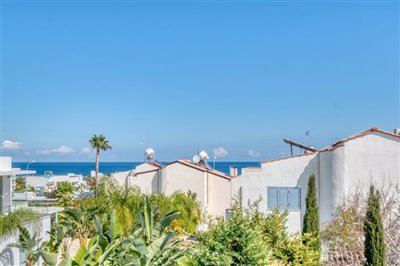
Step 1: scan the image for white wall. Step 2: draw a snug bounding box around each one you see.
[0,215,51,266]
[26,176,46,188]
[163,163,206,210]
[127,171,159,194]
[234,132,400,232]
[207,173,231,217]
[234,154,317,233]
[342,132,400,196]
[318,151,335,226]
[0,157,11,171]
[0,176,12,215]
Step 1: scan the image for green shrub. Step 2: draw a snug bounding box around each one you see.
[55,182,75,207]
[191,200,320,265]
[193,202,272,265]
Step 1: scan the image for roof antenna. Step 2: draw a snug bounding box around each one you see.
[305,131,310,154]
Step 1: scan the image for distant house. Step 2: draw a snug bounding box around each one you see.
[231,128,400,233]
[112,158,232,217]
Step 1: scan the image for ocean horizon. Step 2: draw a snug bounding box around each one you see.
[13,161,260,176]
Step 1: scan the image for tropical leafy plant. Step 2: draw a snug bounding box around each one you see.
[80,183,201,237]
[42,198,188,266]
[60,203,102,247]
[9,225,41,266]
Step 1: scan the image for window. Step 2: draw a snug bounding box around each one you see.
[267,187,301,210]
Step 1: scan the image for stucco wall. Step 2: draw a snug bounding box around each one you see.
[207,173,231,217]
[234,132,400,232]
[342,132,400,195]
[318,151,335,226]
[111,168,160,194]
[235,154,317,233]
[112,171,129,186]
[163,163,205,210]
[128,171,159,194]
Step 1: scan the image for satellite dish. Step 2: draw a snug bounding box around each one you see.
[145,148,155,161]
[192,155,201,163]
[199,150,209,161]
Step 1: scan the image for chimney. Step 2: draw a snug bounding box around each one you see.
[394,128,400,135]
[229,166,238,177]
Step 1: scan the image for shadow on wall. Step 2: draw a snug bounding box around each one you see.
[151,174,159,193]
[296,156,318,230]
[0,247,14,266]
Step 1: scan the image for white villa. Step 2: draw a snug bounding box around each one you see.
[232,127,400,232]
[109,127,399,232]
[112,151,232,217]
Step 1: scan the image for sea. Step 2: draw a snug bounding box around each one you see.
[12,161,260,177]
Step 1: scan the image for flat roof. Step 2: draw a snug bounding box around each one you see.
[0,169,36,176]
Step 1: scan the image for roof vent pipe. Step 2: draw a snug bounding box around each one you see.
[229,166,238,177]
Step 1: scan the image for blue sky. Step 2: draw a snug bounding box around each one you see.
[1,1,399,162]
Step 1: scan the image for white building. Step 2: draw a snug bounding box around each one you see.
[26,173,84,189]
[231,128,400,233]
[0,157,61,266]
[112,157,232,217]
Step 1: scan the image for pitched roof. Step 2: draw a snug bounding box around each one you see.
[331,127,400,147]
[148,162,163,169]
[167,160,232,180]
[261,152,316,165]
[260,127,400,165]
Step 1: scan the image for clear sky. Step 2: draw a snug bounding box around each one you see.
[1,1,399,162]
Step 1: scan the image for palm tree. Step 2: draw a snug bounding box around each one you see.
[89,134,112,197]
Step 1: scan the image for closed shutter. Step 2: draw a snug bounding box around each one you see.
[278,188,288,209]
[267,187,278,209]
[288,187,301,210]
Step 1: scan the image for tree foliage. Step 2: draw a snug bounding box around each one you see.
[322,184,399,265]
[191,200,320,265]
[302,175,321,256]
[364,185,385,266]
[55,182,76,207]
[78,181,201,236]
